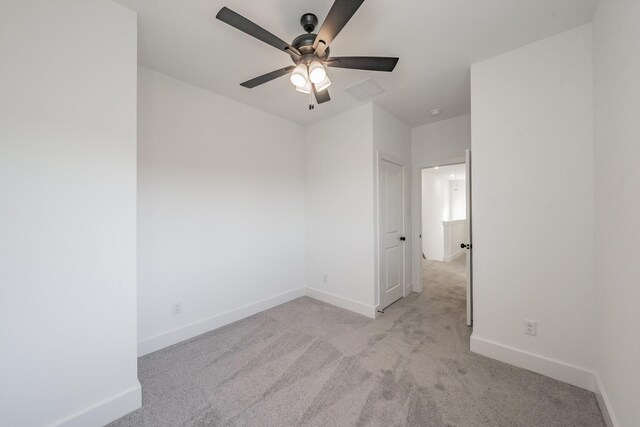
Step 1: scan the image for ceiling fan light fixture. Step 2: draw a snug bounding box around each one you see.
[216,5,399,109]
[314,75,331,92]
[296,80,312,94]
[308,61,327,84]
[290,64,309,88]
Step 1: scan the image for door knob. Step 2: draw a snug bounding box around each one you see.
[460,243,470,249]
[400,236,406,241]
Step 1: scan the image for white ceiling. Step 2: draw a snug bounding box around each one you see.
[114,0,597,127]
[423,164,466,181]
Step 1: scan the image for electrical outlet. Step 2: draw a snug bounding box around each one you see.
[172,302,182,315]
[524,319,537,336]
[323,274,328,283]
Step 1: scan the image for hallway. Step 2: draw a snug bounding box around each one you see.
[422,256,467,295]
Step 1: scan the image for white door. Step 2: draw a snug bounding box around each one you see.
[379,158,405,310]
[465,149,473,326]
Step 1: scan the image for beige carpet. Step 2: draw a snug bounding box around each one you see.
[110,258,604,426]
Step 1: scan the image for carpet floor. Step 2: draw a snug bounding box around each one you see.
[109,258,604,426]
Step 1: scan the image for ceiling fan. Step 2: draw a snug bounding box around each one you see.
[216,0,399,109]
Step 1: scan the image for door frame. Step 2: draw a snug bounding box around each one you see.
[411,155,466,295]
[465,149,473,326]
[375,151,408,314]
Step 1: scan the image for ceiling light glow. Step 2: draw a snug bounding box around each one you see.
[314,75,331,92]
[290,64,309,88]
[308,61,327,84]
[296,80,312,94]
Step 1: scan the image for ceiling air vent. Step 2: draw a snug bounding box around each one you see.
[345,79,385,101]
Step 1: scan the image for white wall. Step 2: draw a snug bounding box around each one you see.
[0,1,139,426]
[412,115,471,165]
[304,103,411,316]
[449,179,467,221]
[593,2,640,425]
[305,104,376,316]
[372,104,412,304]
[443,220,467,262]
[411,115,471,292]
[470,24,596,389]
[137,68,306,355]
[421,171,449,261]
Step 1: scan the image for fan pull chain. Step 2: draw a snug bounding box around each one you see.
[309,91,315,110]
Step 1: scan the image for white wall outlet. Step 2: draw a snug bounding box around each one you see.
[323,274,328,283]
[172,302,182,315]
[524,319,537,336]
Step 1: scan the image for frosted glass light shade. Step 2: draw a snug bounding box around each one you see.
[290,64,309,88]
[314,75,331,92]
[308,61,327,84]
[296,80,312,94]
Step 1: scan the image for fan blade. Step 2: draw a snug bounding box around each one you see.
[327,56,399,72]
[240,66,295,88]
[313,86,331,104]
[313,0,366,53]
[216,7,300,56]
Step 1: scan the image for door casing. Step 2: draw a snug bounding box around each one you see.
[412,153,473,326]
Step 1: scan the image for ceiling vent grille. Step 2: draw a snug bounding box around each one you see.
[345,79,385,101]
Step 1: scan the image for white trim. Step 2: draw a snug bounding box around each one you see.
[470,334,595,391]
[51,383,141,427]
[138,286,377,358]
[442,219,467,227]
[465,149,473,326]
[593,372,618,427]
[414,155,467,170]
[405,281,414,294]
[305,287,376,319]
[443,249,465,262]
[138,288,306,356]
[377,151,406,168]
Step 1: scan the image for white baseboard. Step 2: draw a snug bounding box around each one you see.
[405,282,414,294]
[137,286,377,357]
[52,382,141,427]
[593,372,618,427]
[304,287,376,319]
[138,288,306,356]
[443,249,464,262]
[470,334,595,391]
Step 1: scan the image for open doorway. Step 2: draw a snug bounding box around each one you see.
[421,161,472,325]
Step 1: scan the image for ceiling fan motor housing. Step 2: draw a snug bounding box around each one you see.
[290,33,330,63]
[290,13,331,63]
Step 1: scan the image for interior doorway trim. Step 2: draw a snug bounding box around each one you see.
[411,155,465,294]
[375,151,408,314]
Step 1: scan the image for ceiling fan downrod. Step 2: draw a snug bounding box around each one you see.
[300,13,318,34]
